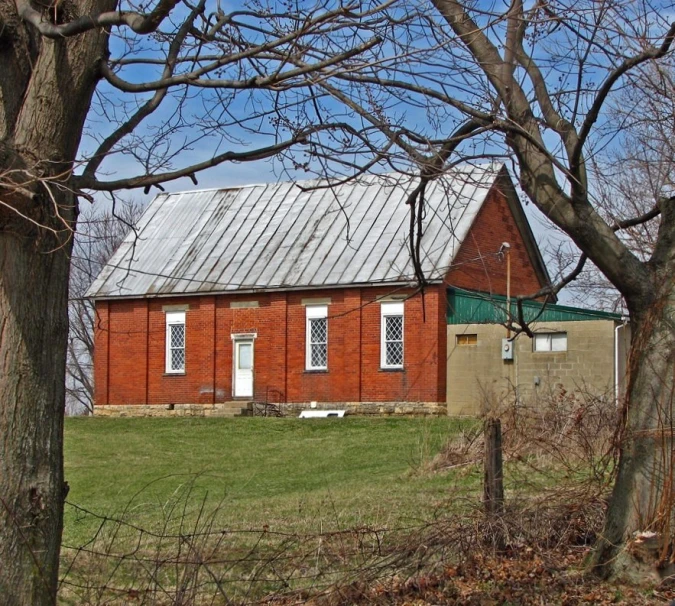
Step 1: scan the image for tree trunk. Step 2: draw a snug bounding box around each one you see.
[0,2,112,601]
[593,281,675,579]
[0,217,72,604]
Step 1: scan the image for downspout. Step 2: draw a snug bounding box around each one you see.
[615,319,628,407]
[614,322,619,407]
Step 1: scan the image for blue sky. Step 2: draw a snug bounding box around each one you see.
[78,0,675,309]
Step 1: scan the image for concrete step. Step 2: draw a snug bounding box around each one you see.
[211,402,251,417]
[219,401,252,410]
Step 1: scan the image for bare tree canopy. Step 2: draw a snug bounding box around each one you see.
[66,201,144,414]
[305,0,675,579]
[0,1,397,603]
[1,0,675,601]
[301,0,674,300]
[562,61,675,310]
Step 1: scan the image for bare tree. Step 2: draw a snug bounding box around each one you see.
[558,61,675,312]
[66,201,144,415]
[2,0,673,597]
[302,0,675,579]
[0,1,398,602]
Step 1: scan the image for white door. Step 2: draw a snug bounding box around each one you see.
[233,340,254,398]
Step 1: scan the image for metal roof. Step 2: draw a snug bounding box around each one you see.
[88,164,502,299]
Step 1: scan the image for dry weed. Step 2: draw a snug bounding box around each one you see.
[60,392,662,605]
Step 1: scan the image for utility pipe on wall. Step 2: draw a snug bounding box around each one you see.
[501,242,511,339]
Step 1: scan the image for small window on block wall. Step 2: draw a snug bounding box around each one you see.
[381,301,404,369]
[165,311,186,373]
[306,306,328,370]
[456,334,478,346]
[533,332,567,352]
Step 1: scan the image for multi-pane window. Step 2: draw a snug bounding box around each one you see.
[381,302,404,368]
[306,306,328,370]
[533,332,567,352]
[166,311,186,373]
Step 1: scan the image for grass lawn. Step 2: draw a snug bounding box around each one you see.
[60,416,628,605]
[63,416,478,548]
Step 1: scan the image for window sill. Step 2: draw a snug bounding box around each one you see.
[163,372,186,376]
[380,367,404,372]
[304,369,328,374]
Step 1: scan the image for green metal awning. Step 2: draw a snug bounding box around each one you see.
[447,288,622,325]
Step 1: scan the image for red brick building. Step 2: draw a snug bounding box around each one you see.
[88,164,550,415]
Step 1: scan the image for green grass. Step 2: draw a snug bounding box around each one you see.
[60,416,609,604]
[63,416,479,547]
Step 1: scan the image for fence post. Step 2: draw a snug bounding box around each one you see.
[484,418,504,516]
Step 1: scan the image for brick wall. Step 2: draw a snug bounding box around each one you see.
[445,188,543,296]
[93,182,547,413]
[95,285,447,408]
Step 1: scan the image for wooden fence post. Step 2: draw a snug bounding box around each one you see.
[484,418,504,516]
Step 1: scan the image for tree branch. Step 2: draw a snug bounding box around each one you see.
[335,72,496,124]
[524,253,589,302]
[83,0,206,180]
[15,0,180,38]
[572,22,675,175]
[431,0,652,302]
[100,34,381,93]
[613,205,661,231]
[516,203,662,309]
[514,45,588,201]
[73,123,355,191]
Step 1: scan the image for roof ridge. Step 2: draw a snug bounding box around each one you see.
[159,161,504,197]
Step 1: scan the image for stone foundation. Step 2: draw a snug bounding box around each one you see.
[94,403,248,417]
[94,401,447,418]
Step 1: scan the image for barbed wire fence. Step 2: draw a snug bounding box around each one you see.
[57,386,628,605]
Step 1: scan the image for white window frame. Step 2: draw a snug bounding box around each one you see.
[381,301,404,369]
[165,311,186,373]
[306,305,328,370]
[533,332,567,352]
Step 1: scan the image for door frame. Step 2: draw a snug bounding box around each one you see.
[231,333,256,398]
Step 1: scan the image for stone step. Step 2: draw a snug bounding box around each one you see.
[208,402,251,417]
[217,401,253,410]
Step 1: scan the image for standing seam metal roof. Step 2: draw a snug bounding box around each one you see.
[87,164,502,298]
